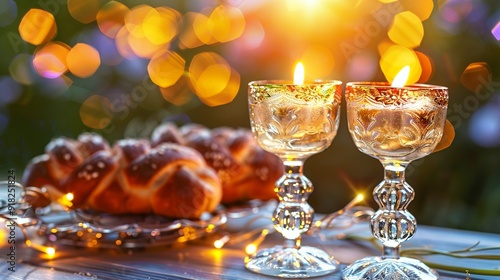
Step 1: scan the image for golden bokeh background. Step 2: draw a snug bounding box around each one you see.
[1,0,500,233]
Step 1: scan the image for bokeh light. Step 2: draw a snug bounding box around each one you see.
[379,45,421,85]
[38,75,73,98]
[400,0,434,21]
[148,51,185,88]
[80,95,114,129]
[19,9,57,45]
[492,21,500,41]
[188,52,240,106]
[208,5,246,43]
[178,12,205,49]
[460,62,491,93]
[88,30,122,66]
[439,0,474,23]
[32,42,71,79]
[300,45,335,79]
[67,43,101,78]
[0,0,17,27]
[67,0,102,24]
[469,97,500,148]
[96,1,129,38]
[124,4,152,37]
[159,75,193,106]
[388,11,424,48]
[115,26,137,59]
[9,54,36,85]
[415,51,434,83]
[0,76,22,106]
[143,7,181,45]
[193,11,218,45]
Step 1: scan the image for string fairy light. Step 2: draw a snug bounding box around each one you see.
[245,229,269,255]
[213,194,371,255]
[25,239,56,258]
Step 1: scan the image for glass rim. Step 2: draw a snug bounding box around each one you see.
[345,82,448,90]
[249,80,342,86]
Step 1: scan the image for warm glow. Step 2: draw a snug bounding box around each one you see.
[293,62,304,84]
[380,46,421,85]
[66,193,74,201]
[355,193,364,203]
[214,240,224,249]
[245,243,257,255]
[391,66,410,87]
[45,247,56,257]
[300,45,335,79]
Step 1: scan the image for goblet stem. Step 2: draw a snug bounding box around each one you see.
[372,162,416,256]
[245,158,340,277]
[343,161,438,279]
[273,159,314,241]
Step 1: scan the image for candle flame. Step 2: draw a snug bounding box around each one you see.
[391,66,410,87]
[293,62,304,84]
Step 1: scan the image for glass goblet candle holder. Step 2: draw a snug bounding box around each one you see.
[343,82,449,280]
[246,80,342,278]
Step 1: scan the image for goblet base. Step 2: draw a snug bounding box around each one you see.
[342,256,438,280]
[245,245,340,278]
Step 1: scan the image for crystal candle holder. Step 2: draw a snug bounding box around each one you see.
[343,82,449,280]
[246,80,342,278]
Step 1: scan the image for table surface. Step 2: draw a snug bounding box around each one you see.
[1,213,500,280]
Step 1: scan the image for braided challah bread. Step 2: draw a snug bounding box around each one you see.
[151,123,283,204]
[22,123,282,218]
[23,134,222,219]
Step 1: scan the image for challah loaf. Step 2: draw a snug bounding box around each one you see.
[22,123,283,218]
[151,123,283,204]
[23,134,222,219]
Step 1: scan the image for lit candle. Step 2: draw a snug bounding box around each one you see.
[246,63,343,277]
[343,69,450,280]
[248,62,343,159]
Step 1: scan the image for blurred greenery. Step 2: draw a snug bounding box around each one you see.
[1,0,500,234]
